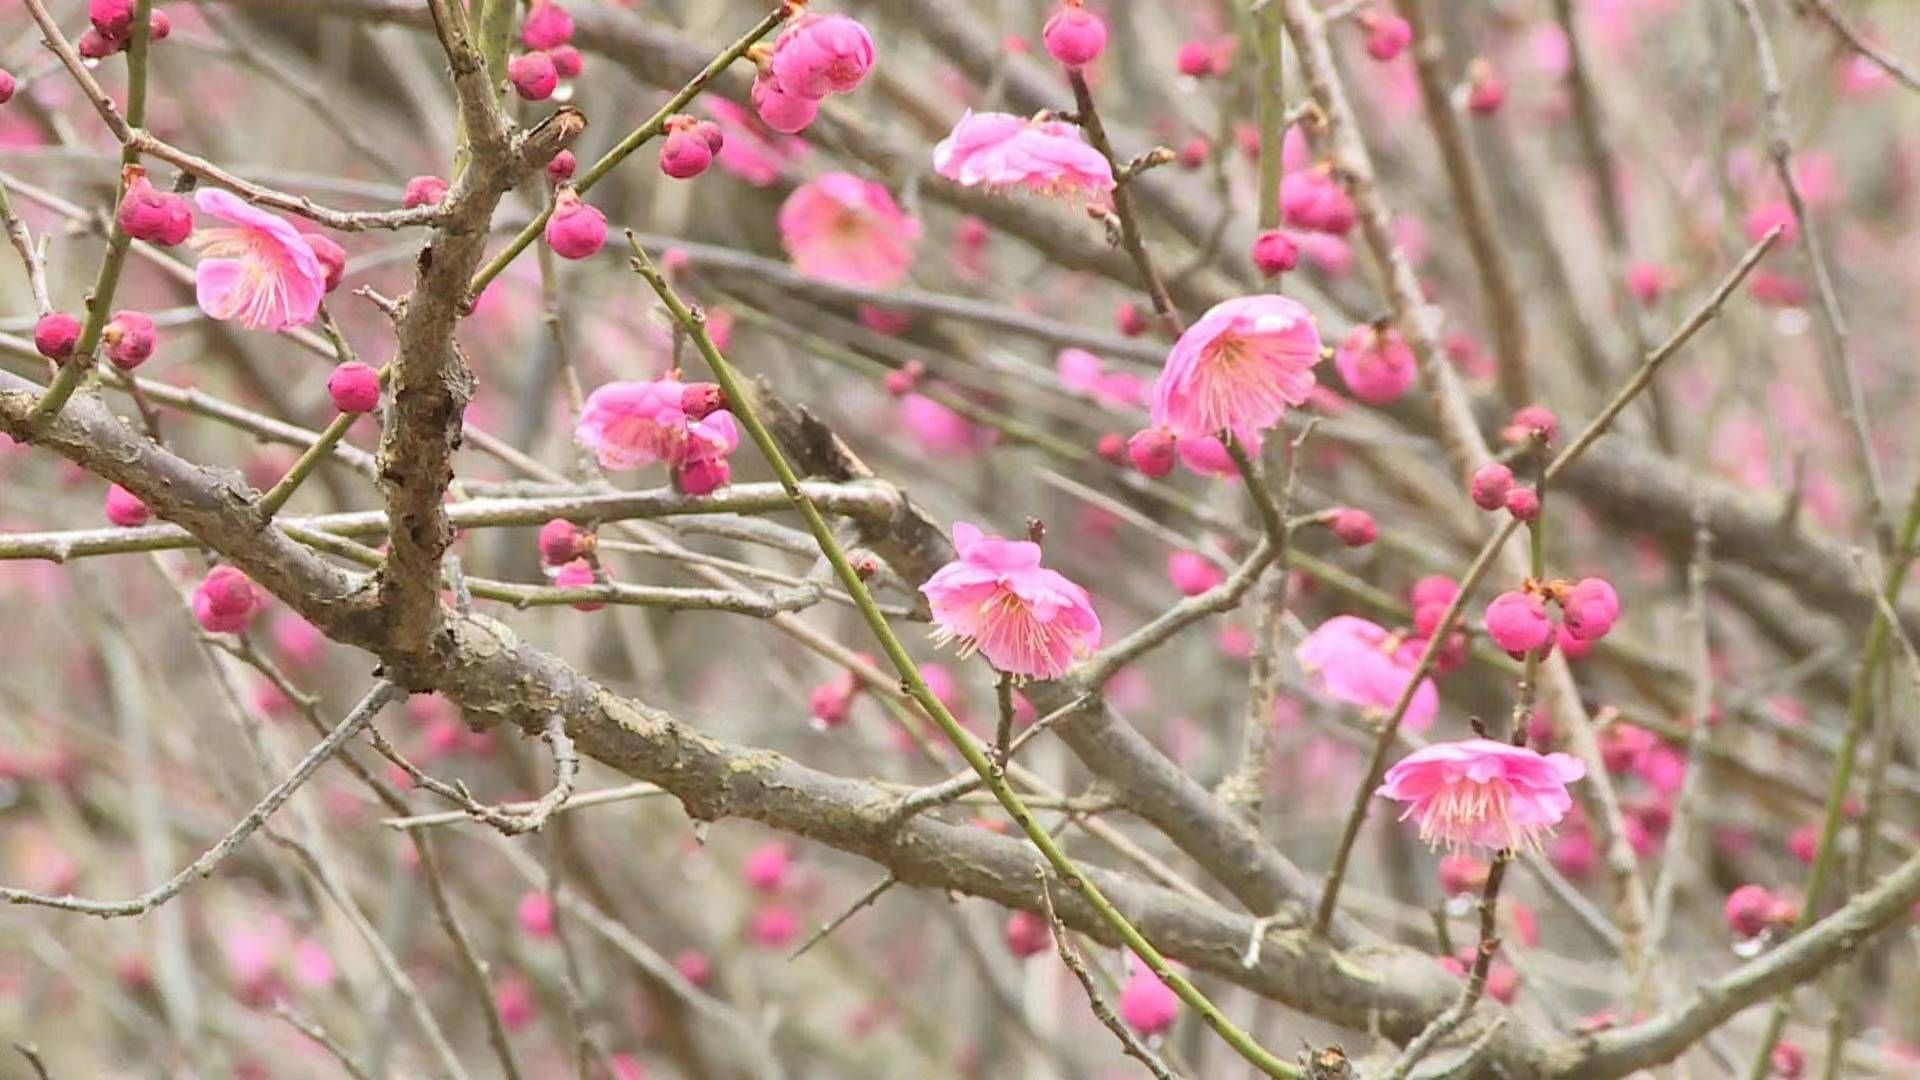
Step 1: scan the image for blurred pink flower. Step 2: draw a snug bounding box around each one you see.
[779,172,920,289]
[1295,615,1439,731]
[921,521,1101,680]
[191,189,326,331]
[932,110,1114,198]
[1117,964,1179,1036]
[1151,296,1321,439]
[1378,739,1586,851]
[898,393,982,456]
[703,98,808,186]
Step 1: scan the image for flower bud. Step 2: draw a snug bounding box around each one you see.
[1470,462,1514,511]
[660,122,714,179]
[1504,485,1540,522]
[508,51,559,101]
[1330,507,1377,547]
[545,150,576,185]
[193,566,260,634]
[1003,910,1052,958]
[117,170,193,246]
[1559,577,1620,641]
[549,44,584,80]
[34,312,82,361]
[1484,590,1552,655]
[544,188,607,260]
[104,484,150,527]
[402,175,448,209]
[537,518,592,566]
[103,310,156,369]
[1127,426,1177,477]
[1042,3,1107,69]
[1251,229,1299,276]
[326,362,382,414]
[520,2,574,51]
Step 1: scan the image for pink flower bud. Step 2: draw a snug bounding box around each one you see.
[1331,507,1376,547]
[1251,229,1299,276]
[78,29,121,61]
[1361,13,1413,62]
[544,188,607,260]
[674,455,732,496]
[402,175,448,209]
[553,558,603,611]
[660,124,714,179]
[516,891,555,938]
[1176,40,1216,77]
[326,362,381,414]
[1743,200,1798,248]
[147,9,171,41]
[34,312,82,361]
[1128,427,1177,477]
[1177,136,1211,170]
[1003,910,1052,958]
[508,51,558,101]
[494,974,537,1031]
[105,484,150,527]
[90,0,134,38]
[808,676,856,728]
[549,44,584,80]
[1504,485,1540,521]
[748,904,800,948]
[1042,3,1107,68]
[1438,853,1488,898]
[1412,601,1449,638]
[103,310,156,369]
[1470,462,1514,510]
[1282,169,1357,234]
[520,2,574,51]
[770,14,875,99]
[193,566,260,634]
[1116,301,1149,337]
[743,842,791,893]
[117,171,193,246]
[302,232,346,293]
[1787,823,1818,865]
[1506,405,1558,445]
[1771,1042,1805,1080]
[675,948,711,988]
[751,69,820,134]
[1167,550,1223,596]
[680,382,725,419]
[1095,432,1127,464]
[1559,577,1619,641]
[1335,324,1416,405]
[1484,590,1552,655]
[1411,575,1459,609]
[1723,883,1775,939]
[1556,622,1594,660]
[546,150,576,185]
[0,69,15,105]
[1625,261,1672,305]
[1118,968,1179,1035]
[537,518,591,566]
[1467,61,1505,115]
[882,360,922,396]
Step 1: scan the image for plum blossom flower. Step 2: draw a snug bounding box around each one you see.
[921,521,1101,680]
[575,377,739,480]
[932,111,1115,198]
[1150,295,1321,440]
[1295,615,1439,731]
[779,173,920,289]
[1378,739,1586,851]
[191,188,327,331]
[703,98,808,187]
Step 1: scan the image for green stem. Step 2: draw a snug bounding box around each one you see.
[258,409,364,521]
[1743,474,1920,1079]
[1251,0,1286,233]
[31,0,153,428]
[626,236,1299,1080]
[476,0,514,94]
[466,6,788,299]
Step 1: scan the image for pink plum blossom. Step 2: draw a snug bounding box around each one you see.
[1295,615,1439,731]
[921,521,1102,680]
[1378,739,1586,851]
[1150,295,1321,440]
[779,173,920,289]
[191,188,326,331]
[932,111,1115,198]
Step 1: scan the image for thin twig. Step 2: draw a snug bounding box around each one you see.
[1796,0,1920,94]
[0,682,401,915]
[789,873,898,960]
[1038,874,1184,1080]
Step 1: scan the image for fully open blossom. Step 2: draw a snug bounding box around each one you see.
[779,173,920,289]
[1150,295,1321,439]
[1378,739,1586,851]
[921,521,1101,680]
[932,111,1115,199]
[1295,615,1438,731]
[191,189,326,331]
